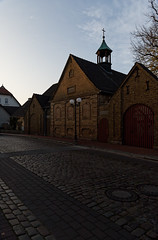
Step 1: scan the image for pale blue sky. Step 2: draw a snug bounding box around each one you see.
[0,0,149,104]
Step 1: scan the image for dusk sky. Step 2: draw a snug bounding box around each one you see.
[0,0,149,105]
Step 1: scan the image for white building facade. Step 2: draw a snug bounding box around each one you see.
[0,85,20,128]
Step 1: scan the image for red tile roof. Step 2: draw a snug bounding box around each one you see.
[0,85,12,96]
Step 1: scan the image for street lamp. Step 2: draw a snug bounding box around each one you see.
[70,98,82,142]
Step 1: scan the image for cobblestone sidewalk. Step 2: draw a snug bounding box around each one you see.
[0,178,55,240]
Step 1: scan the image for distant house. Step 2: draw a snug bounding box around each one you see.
[0,85,20,128]
[0,85,20,107]
[13,99,31,131]
[25,83,58,135]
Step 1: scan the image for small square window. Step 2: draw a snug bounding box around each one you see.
[5,98,8,104]
[67,86,76,94]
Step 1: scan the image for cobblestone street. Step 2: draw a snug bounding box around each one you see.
[0,134,158,239]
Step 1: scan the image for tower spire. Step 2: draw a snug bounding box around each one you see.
[96,29,112,71]
[102,28,105,40]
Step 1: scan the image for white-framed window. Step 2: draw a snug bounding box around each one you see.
[5,98,8,104]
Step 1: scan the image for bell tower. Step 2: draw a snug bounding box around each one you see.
[96,29,112,71]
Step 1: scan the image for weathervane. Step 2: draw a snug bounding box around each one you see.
[102,28,105,40]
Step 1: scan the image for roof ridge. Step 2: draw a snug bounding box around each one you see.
[71,54,96,65]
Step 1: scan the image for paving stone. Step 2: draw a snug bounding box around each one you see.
[13,199,21,204]
[17,214,27,221]
[19,234,30,240]
[92,228,107,240]
[45,235,56,240]
[21,221,31,228]
[103,211,114,217]
[13,209,21,215]
[19,206,28,211]
[9,219,19,226]
[123,224,133,232]
[3,208,12,214]
[0,203,8,209]
[132,227,145,237]
[31,221,41,227]
[31,235,45,240]
[26,227,38,236]
[5,200,13,205]
[116,217,128,226]
[13,225,25,235]
[5,213,15,220]
[9,204,17,210]
[8,192,15,197]
[27,215,36,221]
[139,236,151,240]
[141,222,153,231]
[119,229,136,240]
[77,228,93,239]
[110,215,120,222]
[23,210,32,216]
[146,230,158,239]
[37,225,49,236]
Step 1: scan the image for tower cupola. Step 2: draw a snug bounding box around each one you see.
[96,29,112,71]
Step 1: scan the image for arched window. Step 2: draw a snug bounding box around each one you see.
[67,106,74,120]
[82,103,91,120]
[55,106,61,120]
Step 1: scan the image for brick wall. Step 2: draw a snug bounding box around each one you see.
[25,96,44,135]
[108,63,158,147]
[50,55,99,140]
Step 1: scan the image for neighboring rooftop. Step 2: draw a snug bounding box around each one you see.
[43,83,58,98]
[0,105,19,115]
[0,85,12,96]
[72,55,127,94]
[13,99,31,117]
[34,94,50,109]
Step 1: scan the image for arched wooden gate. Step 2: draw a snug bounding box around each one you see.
[98,118,109,142]
[123,104,154,148]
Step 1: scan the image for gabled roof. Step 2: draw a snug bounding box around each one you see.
[34,94,50,109]
[43,83,58,97]
[13,99,31,117]
[0,85,21,106]
[0,105,19,115]
[72,55,126,94]
[34,83,58,109]
[114,62,158,95]
[0,85,12,96]
[138,62,158,81]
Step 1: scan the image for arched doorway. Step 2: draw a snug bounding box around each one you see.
[98,118,109,142]
[123,104,154,148]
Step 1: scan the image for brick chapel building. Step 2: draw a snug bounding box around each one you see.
[50,33,126,142]
[50,32,158,149]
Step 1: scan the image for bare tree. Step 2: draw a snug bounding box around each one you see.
[131,0,158,76]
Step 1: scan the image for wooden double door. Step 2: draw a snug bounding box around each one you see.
[123,104,154,148]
